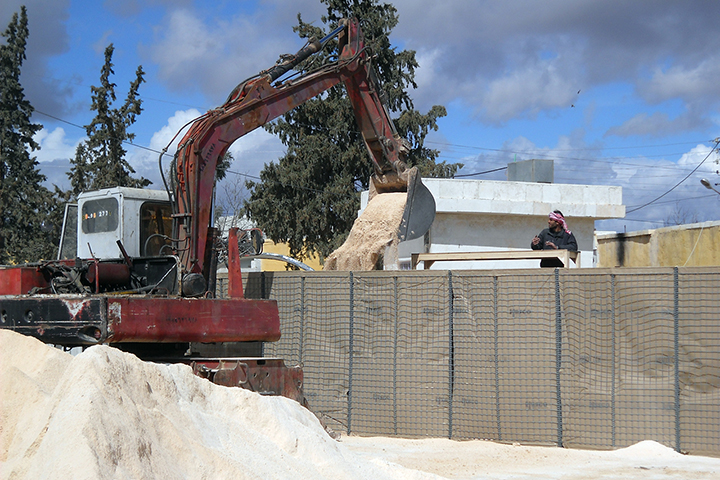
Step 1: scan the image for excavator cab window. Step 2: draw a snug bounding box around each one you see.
[140,202,173,256]
[81,198,119,234]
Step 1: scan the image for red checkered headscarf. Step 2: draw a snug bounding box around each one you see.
[549,211,571,234]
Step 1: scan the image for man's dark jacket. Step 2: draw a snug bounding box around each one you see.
[531,228,578,267]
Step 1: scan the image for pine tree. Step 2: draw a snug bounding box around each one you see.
[68,44,149,196]
[0,6,59,263]
[244,0,461,260]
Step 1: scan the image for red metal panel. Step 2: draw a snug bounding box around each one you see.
[191,358,306,407]
[105,296,280,343]
[227,227,244,298]
[0,295,107,345]
[0,267,48,295]
[84,263,131,288]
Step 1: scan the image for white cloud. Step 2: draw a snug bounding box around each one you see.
[413,48,443,92]
[93,30,114,55]
[482,60,577,122]
[150,11,215,78]
[127,109,285,188]
[226,128,285,175]
[643,59,720,104]
[33,127,81,163]
[125,109,203,186]
[148,108,203,153]
[146,108,283,172]
[605,111,707,138]
[147,9,303,102]
[677,144,715,168]
[606,143,720,226]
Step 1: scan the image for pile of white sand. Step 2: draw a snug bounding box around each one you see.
[324,192,406,271]
[0,330,437,480]
[343,436,720,479]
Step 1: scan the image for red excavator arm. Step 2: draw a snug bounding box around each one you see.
[170,18,435,289]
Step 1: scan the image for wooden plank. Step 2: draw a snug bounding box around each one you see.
[411,250,579,269]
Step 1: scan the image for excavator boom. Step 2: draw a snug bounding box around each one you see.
[171,18,435,282]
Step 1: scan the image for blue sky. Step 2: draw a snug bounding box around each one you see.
[4,0,720,233]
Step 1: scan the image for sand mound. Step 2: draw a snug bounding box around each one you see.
[0,330,438,480]
[324,192,406,271]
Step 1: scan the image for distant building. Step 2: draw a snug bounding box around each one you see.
[596,220,720,267]
[261,239,322,271]
[215,215,322,271]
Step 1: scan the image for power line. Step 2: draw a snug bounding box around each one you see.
[441,148,713,172]
[34,110,85,131]
[454,166,507,178]
[427,139,709,153]
[603,218,664,225]
[225,170,329,194]
[626,139,720,214]
[34,109,173,157]
[626,193,718,209]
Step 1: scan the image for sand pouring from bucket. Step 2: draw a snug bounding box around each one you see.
[369,166,436,241]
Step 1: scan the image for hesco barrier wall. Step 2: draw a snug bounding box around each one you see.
[226,267,720,456]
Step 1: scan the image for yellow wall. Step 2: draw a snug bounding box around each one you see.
[261,240,323,271]
[597,221,720,267]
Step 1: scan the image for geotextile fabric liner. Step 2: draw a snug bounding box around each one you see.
[237,267,720,457]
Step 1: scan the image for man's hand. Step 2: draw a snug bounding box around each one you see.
[532,236,541,246]
[545,241,557,249]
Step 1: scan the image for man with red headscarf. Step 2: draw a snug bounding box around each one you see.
[531,210,578,267]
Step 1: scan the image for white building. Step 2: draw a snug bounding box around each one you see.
[360,160,625,270]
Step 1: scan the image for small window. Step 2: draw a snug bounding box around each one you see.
[57,203,78,260]
[140,201,173,256]
[81,198,118,234]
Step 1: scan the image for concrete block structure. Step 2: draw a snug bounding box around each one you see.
[507,158,554,183]
[361,177,625,270]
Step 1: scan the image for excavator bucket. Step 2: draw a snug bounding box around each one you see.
[399,168,436,241]
[370,166,436,241]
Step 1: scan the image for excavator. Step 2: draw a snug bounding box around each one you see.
[0,18,435,404]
